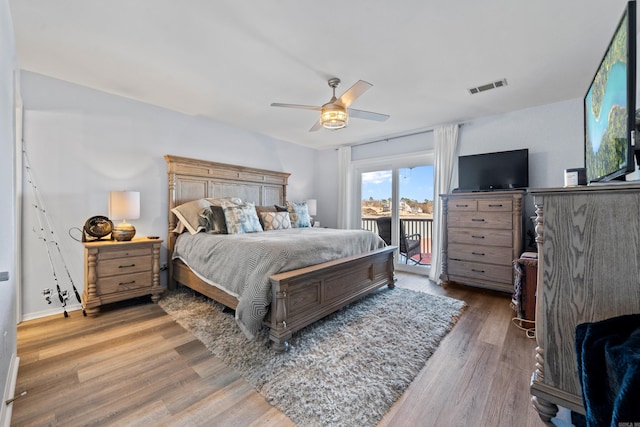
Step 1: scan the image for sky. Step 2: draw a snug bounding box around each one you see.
[361,165,434,202]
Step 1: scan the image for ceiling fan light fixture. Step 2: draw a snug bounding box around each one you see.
[320,104,348,129]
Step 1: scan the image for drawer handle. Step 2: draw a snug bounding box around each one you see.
[455,204,469,208]
[488,204,503,208]
[471,218,486,222]
[471,235,485,239]
[471,269,485,273]
[471,252,485,256]
[119,264,136,268]
[119,280,136,286]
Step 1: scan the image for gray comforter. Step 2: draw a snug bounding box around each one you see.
[173,227,387,339]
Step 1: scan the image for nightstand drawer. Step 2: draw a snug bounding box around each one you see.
[97,271,152,295]
[97,247,151,260]
[448,228,512,247]
[83,238,163,316]
[96,255,152,277]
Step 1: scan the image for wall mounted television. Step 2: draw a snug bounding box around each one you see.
[584,0,637,183]
[457,148,529,191]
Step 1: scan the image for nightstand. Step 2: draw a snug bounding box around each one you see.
[83,238,163,316]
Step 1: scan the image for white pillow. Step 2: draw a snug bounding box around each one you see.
[171,199,212,235]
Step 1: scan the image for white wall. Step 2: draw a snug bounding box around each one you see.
[457,98,584,189]
[0,0,18,423]
[20,71,318,319]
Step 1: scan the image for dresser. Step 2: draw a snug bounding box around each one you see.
[440,190,524,293]
[529,185,640,421]
[83,238,163,316]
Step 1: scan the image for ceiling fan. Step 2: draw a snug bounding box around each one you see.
[271,78,390,132]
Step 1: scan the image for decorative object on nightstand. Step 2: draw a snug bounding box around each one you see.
[306,198,317,226]
[83,238,163,316]
[109,191,140,241]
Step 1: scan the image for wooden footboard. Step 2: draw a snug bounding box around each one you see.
[265,246,396,352]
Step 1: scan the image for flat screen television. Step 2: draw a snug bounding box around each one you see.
[584,1,637,183]
[458,149,529,191]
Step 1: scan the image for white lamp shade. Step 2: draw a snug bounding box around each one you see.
[109,191,140,221]
[306,199,317,216]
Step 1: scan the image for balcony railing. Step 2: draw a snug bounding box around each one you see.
[362,217,433,264]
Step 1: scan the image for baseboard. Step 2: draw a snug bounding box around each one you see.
[21,302,83,322]
[1,354,20,427]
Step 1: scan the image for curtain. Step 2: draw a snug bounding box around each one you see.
[429,124,460,283]
[337,146,353,229]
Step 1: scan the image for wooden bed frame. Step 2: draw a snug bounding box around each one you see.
[165,155,396,351]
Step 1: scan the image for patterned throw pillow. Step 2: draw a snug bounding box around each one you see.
[260,211,292,231]
[221,200,263,234]
[286,201,311,228]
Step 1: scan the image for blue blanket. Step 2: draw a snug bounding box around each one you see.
[575,314,640,427]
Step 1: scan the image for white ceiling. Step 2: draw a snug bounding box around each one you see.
[8,0,631,149]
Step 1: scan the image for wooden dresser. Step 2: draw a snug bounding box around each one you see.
[529,185,640,421]
[83,238,163,316]
[440,190,524,293]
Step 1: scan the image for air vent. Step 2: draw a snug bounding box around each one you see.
[468,78,508,95]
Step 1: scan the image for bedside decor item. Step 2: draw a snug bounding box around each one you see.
[109,191,140,241]
[82,215,113,242]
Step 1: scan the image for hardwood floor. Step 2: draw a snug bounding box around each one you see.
[11,273,548,427]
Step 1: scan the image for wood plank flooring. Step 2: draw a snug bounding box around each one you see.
[11,273,548,427]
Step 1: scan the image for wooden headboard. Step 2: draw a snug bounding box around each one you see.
[164,155,290,252]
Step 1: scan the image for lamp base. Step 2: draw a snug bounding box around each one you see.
[112,222,136,241]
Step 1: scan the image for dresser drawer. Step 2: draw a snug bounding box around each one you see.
[97,271,153,295]
[448,228,512,247]
[97,246,151,260]
[447,259,513,284]
[448,200,478,211]
[96,255,152,277]
[448,243,513,266]
[447,211,512,229]
[478,199,512,212]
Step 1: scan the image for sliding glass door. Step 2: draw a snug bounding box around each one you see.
[357,154,434,274]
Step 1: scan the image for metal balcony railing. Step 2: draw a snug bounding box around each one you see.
[362,217,433,264]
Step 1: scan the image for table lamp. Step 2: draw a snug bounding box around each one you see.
[109,191,140,241]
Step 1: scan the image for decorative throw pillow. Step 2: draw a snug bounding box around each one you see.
[198,205,228,234]
[286,201,311,228]
[255,205,277,229]
[171,199,212,235]
[260,211,292,231]
[221,200,263,234]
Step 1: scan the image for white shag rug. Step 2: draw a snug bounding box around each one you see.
[159,286,466,427]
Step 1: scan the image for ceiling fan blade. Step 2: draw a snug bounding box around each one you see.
[271,103,321,111]
[337,80,372,108]
[347,108,390,122]
[309,120,323,132]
